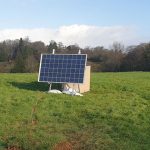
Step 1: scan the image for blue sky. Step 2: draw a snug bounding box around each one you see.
[0,0,150,47]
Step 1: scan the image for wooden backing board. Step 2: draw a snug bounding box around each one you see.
[65,66,91,93]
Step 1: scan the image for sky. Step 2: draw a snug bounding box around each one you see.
[0,0,150,47]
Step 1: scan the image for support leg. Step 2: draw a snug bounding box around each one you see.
[78,84,80,93]
[48,83,52,91]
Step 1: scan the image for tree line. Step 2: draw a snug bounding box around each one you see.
[0,38,149,72]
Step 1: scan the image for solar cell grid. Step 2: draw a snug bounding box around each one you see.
[38,54,87,83]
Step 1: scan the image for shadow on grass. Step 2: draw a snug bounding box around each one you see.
[9,81,62,92]
[9,81,49,92]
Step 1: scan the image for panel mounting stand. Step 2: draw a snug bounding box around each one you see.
[52,49,55,54]
[77,49,81,93]
[48,49,54,92]
[48,82,52,92]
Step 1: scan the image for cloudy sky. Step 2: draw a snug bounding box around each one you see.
[0,0,150,47]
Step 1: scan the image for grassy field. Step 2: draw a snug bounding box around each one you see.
[0,72,150,150]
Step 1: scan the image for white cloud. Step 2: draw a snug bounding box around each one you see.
[0,24,141,47]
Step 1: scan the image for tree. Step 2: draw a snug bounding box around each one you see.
[0,42,8,62]
[11,38,27,72]
[99,42,125,72]
[66,44,80,54]
[47,40,58,53]
[25,55,38,72]
[142,43,150,71]
[111,42,125,52]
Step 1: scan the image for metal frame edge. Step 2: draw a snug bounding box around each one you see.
[38,54,43,82]
[82,54,87,84]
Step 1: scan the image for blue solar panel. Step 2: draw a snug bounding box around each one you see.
[38,54,87,83]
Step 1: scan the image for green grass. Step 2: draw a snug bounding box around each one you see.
[0,72,150,150]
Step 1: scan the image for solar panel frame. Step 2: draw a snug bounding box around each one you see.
[38,53,87,84]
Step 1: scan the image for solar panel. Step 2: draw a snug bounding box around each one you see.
[38,54,87,83]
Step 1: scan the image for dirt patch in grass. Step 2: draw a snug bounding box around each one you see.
[67,129,117,150]
[53,141,72,150]
[7,146,21,150]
